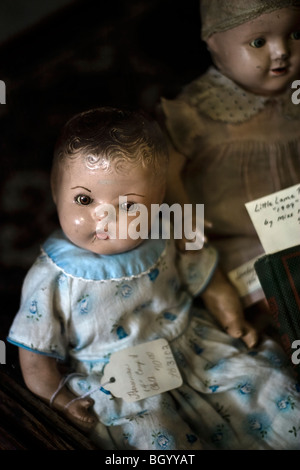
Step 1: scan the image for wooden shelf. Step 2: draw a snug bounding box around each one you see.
[0,359,98,450]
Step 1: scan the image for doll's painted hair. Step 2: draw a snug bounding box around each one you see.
[200,0,300,40]
[52,107,169,183]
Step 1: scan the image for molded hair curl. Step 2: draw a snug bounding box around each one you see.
[52,107,169,182]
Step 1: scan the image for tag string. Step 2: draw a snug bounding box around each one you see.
[49,372,85,407]
[49,373,115,410]
[101,377,116,387]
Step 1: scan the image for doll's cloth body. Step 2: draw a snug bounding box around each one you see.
[8,229,300,450]
[161,66,300,306]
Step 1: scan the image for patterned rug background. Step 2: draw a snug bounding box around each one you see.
[0,0,211,340]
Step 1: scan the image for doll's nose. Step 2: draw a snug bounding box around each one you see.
[94,203,116,225]
[271,39,289,61]
[94,204,108,221]
[95,211,107,221]
[276,52,289,61]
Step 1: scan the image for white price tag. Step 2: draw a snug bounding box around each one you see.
[100,339,183,402]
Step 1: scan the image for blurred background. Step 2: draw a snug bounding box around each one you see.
[0,0,211,341]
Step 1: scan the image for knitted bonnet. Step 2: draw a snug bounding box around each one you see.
[200,0,300,40]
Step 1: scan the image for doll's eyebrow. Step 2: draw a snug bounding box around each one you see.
[71,186,91,192]
[123,193,145,197]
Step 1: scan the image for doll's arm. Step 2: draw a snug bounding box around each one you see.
[201,267,258,348]
[19,348,96,430]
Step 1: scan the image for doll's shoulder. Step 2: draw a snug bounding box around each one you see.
[182,68,272,123]
[20,245,69,295]
[19,230,75,289]
[160,73,214,155]
[175,67,232,114]
[160,67,246,152]
[181,67,220,101]
[176,243,218,297]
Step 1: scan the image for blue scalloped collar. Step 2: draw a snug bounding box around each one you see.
[42,230,166,281]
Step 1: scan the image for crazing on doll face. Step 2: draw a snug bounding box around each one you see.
[53,154,166,255]
[206,8,300,96]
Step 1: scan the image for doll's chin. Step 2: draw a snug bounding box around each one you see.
[84,237,143,255]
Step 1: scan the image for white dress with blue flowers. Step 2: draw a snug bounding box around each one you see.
[8,229,300,450]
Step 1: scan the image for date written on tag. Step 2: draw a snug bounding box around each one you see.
[100,339,183,402]
[245,183,300,254]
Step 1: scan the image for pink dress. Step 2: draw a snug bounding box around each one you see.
[161,66,300,306]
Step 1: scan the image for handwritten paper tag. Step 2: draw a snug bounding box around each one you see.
[245,184,300,254]
[228,256,262,297]
[100,339,183,402]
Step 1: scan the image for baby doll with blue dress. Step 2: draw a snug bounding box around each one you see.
[161,0,300,336]
[8,107,300,450]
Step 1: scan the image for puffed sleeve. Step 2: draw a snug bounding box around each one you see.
[177,243,218,297]
[160,69,231,159]
[7,252,70,360]
[160,96,204,158]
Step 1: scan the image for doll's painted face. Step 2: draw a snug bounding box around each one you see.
[206,7,300,96]
[52,155,166,255]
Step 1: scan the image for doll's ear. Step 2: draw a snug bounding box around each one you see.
[205,36,217,58]
[205,34,225,73]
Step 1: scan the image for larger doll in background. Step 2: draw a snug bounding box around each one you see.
[7,107,300,450]
[161,0,300,318]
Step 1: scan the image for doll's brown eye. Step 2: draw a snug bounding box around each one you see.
[75,194,93,205]
[250,37,265,48]
[120,201,138,212]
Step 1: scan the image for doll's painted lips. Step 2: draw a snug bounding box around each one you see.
[270,66,288,76]
[96,231,109,240]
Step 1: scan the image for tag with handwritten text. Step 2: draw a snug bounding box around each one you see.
[228,256,262,297]
[245,184,300,254]
[100,339,183,402]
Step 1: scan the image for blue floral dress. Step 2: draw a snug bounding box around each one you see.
[8,229,300,450]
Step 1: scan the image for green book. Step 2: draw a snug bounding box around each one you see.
[254,245,300,380]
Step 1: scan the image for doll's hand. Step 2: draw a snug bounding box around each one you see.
[64,397,96,431]
[18,349,97,432]
[201,268,258,348]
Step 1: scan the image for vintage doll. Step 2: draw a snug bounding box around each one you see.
[160,0,300,327]
[7,107,300,450]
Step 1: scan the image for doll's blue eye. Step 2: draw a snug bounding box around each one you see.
[291,31,300,40]
[75,194,93,205]
[250,37,265,48]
